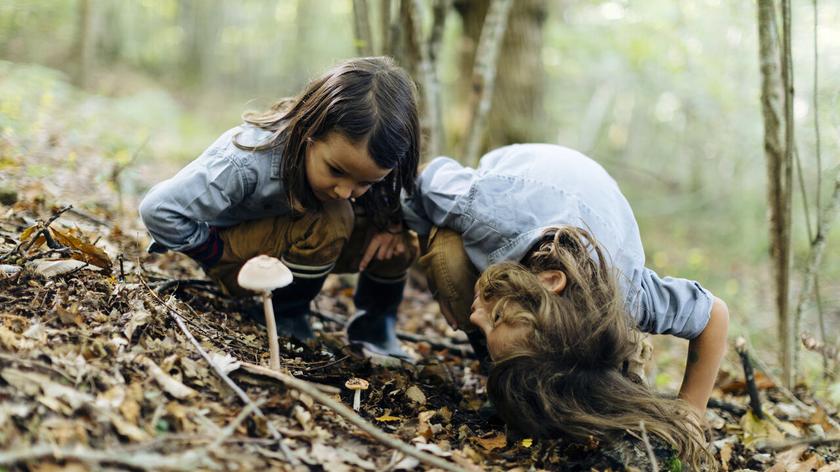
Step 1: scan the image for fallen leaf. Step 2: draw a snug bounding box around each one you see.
[476,433,507,451]
[49,227,112,270]
[741,411,785,449]
[209,351,241,375]
[375,415,401,422]
[138,356,197,400]
[405,385,426,405]
[27,259,91,277]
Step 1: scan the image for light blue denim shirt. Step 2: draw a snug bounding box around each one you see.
[139,125,291,252]
[402,144,713,339]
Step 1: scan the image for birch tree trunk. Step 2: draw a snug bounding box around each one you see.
[455,0,548,164]
[756,0,793,387]
[353,0,374,56]
[462,0,514,166]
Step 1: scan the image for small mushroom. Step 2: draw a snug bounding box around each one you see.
[238,255,293,370]
[345,378,369,411]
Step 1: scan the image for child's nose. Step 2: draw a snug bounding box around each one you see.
[334,184,353,200]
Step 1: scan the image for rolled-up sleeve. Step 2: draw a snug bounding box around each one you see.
[401,157,476,236]
[634,267,714,339]
[139,151,248,252]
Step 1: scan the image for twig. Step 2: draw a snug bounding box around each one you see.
[639,420,659,472]
[0,444,215,471]
[463,0,514,166]
[736,337,764,419]
[706,398,747,416]
[311,308,474,357]
[140,277,298,466]
[239,360,465,472]
[0,205,73,260]
[241,362,341,395]
[210,400,263,450]
[757,435,840,452]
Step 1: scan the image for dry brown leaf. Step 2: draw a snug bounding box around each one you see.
[475,433,507,451]
[138,356,197,400]
[720,442,733,471]
[741,411,785,449]
[49,227,112,270]
[405,385,426,405]
[0,325,20,350]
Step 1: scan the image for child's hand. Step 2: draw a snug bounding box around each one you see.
[359,226,408,271]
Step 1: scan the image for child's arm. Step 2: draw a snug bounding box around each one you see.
[139,155,248,266]
[677,296,729,414]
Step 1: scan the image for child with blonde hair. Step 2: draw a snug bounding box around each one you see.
[404,144,728,466]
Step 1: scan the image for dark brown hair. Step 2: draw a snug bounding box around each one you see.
[480,226,714,470]
[235,56,420,228]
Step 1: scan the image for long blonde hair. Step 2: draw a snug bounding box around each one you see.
[480,226,714,470]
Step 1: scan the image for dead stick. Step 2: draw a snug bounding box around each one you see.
[239,360,466,472]
[735,337,764,419]
[757,435,840,451]
[140,278,298,466]
[0,444,213,471]
[311,308,474,357]
[639,420,659,472]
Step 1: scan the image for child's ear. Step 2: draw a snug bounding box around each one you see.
[536,270,567,295]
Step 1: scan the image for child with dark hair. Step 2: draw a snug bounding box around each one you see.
[140,56,420,359]
[403,144,728,464]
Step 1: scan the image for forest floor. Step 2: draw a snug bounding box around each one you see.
[1,130,839,471]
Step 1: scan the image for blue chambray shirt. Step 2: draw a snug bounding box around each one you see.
[139,125,291,252]
[402,144,713,339]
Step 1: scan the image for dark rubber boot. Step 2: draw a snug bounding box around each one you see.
[345,273,410,360]
[267,274,328,342]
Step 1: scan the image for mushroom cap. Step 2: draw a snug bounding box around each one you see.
[345,378,369,390]
[237,255,293,292]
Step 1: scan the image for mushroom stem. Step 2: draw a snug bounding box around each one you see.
[352,390,361,411]
[262,291,281,371]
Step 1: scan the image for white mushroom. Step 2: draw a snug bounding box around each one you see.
[238,255,293,371]
[345,378,369,411]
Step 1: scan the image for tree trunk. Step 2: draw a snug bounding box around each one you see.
[455,0,548,162]
[756,0,793,387]
[73,0,96,88]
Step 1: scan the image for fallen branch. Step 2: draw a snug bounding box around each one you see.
[0,444,215,471]
[140,278,298,466]
[639,420,659,472]
[311,308,474,357]
[239,360,465,472]
[757,435,840,452]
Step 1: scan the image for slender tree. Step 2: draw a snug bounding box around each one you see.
[756,0,793,387]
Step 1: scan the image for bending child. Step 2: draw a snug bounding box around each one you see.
[403,145,728,461]
[140,57,420,359]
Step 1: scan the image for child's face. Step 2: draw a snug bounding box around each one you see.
[305,132,391,202]
[469,287,531,361]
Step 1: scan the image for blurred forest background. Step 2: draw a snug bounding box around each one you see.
[1,0,838,401]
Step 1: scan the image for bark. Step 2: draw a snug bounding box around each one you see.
[455,0,548,163]
[756,0,793,387]
[404,0,445,158]
[462,0,514,166]
[73,0,96,88]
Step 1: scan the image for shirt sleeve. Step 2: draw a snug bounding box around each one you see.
[634,267,714,339]
[138,150,248,252]
[401,157,476,236]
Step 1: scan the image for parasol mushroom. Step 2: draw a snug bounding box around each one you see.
[238,255,293,370]
[345,378,369,411]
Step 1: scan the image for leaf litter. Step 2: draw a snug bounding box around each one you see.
[0,158,838,470]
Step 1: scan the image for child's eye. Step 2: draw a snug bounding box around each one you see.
[328,165,344,177]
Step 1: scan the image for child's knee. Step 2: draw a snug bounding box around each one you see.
[417,227,478,331]
[285,199,354,267]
